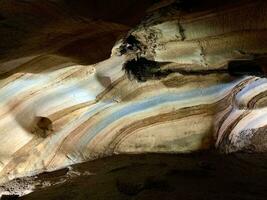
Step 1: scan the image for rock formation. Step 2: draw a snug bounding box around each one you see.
[0,0,267,198]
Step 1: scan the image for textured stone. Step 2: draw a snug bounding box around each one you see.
[0,0,267,193]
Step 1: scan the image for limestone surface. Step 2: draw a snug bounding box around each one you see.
[0,0,267,190]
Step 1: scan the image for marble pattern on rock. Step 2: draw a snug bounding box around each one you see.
[0,0,267,186]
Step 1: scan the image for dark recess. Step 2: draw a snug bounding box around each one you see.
[228,60,265,77]
[123,57,166,82]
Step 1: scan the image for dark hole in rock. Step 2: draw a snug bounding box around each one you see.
[125,35,141,50]
[228,60,264,77]
[119,35,142,54]
[123,57,168,81]
[37,117,52,131]
[33,116,53,138]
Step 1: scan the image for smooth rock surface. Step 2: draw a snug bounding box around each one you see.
[0,0,267,192]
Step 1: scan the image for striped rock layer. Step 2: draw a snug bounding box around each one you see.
[0,0,267,184]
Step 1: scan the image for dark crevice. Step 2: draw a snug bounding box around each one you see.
[198,41,208,67]
[123,57,229,82]
[228,60,265,77]
[123,57,266,82]
[177,22,185,41]
[123,57,165,82]
[125,35,141,51]
[119,35,142,55]
[170,68,229,75]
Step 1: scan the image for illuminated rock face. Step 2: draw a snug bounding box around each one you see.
[0,0,267,185]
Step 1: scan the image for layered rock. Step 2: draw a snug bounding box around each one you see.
[0,0,267,191]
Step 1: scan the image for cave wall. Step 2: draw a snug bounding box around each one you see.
[0,0,267,188]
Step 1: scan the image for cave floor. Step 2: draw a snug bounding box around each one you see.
[14,151,267,200]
